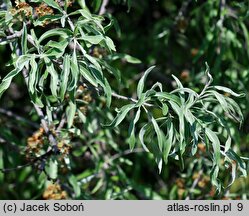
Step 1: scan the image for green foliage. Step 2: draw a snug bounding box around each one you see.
[0,0,248,200]
[106,63,246,191]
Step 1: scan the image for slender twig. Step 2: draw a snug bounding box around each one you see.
[0,136,23,153]
[99,0,109,15]
[66,14,75,32]
[111,91,153,107]
[63,11,86,56]
[110,148,145,161]
[76,40,86,55]
[0,162,31,173]
[0,149,53,173]
[111,92,138,103]
[185,169,203,200]
[5,28,36,47]
[56,114,66,132]
[0,108,39,128]
[0,31,22,43]
[103,148,145,168]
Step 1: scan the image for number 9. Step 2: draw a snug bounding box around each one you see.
[237,203,243,211]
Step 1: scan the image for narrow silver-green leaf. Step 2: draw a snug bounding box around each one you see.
[0,69,20,98]
[98,59,121,84]
[105,78,112,107]
[204,62,213,86]
[108,53,141,64]
[138,123,150,152]
[154,92,181,105]
[184,108,195,126]
[226,97,244,124]
[89,66,111,107]
[34,14,63,27]
[16,55,31,70]
[225,136,231,152]
[163,121,173,164]
[69,175,81,198]
[128,108,141,151]
[85,54,102,71]
[227,161,236,187]
[162,103,169,116]
[226,149,247,177]
[21,23,27,54]
[190,122,198,155]
[66,101,76,128]
[44,57,59,97]
[209,90,229,111]
[46,39,68,53]
[47,159,58,180]
[206,128,221,164]
[69,49,79,91]
[77,109,86,123]
[79,66,98,87]
[213,86,245,98]
[79,35,104,44]
[169,101,185,155]
[135,93,146,107]
[172,74,184,89]
[104,104,135,128]
[151,116,165,153]
[60,54,70,99]
[28,55,38,95]
[105,36,116,51]
[69,9,93,20]
[38,29,72,44]
[137,66,156,98]
[171,87,198,97]
[210,165,221,193]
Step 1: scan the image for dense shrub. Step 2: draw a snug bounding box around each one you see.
[0,0,248,199]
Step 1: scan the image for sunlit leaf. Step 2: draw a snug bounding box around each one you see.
[206,128,221,164]
[66,100,76,128]
[43,0,63,12]
[128,108,141,150]
[28,55,38,95]
[104,104,135,128]
[69,175,81,198]
[137,66,156,98]
[60,54,70,100]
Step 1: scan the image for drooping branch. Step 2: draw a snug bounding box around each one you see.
[4,28,152,110]
[21,69,58,152]
[0,149,53,173]
[4,24,59,153]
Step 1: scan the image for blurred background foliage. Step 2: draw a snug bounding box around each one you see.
[0,0,249,199]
